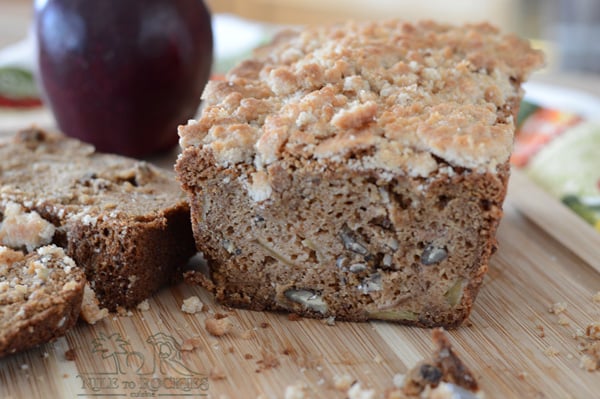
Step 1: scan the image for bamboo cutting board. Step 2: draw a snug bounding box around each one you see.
[1,169,600,399]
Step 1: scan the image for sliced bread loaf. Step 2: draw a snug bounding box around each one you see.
[0,245,85,357]
[0,129,196,310]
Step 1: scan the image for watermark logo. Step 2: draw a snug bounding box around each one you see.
[76,332,209,397]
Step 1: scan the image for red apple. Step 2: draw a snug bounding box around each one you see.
[34,0,213,157]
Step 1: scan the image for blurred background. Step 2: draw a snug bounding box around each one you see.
[2,0,600,74]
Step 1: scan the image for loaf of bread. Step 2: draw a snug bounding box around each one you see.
[176,20,544,327]
[0,245,85,357]
[0,129,196,310]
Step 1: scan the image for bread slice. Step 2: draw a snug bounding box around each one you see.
[176,20,544,327]
[0,245,85,357]
[0,129,196,310]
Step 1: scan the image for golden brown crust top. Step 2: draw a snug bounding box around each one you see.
[180,20,543,175]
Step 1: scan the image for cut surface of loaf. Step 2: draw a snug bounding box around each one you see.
[176,20,544,327]
[0,129,196,310]
[0,245,85,357]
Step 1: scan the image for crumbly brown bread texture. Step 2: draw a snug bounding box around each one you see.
[176,20,544,327]
[0,245,85,357]
[0,129,196,310]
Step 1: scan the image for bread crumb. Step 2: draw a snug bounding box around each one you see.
[257,350,280,371]
[392,373,405,388]
[348,382,375,399]
[181,296,205,314]
[549,302,567,314]
[259,322,270,329]
[580,354,599,371]
[573,328,585,339]
[80,285,109,325]
[373,354,384,364]
[593,291,600,303]
[244,353,253,360]
[209,366,227,380]
[586,322,600,340]
[240,329,254,340]
[558,314,570,326]
[181,336,203,351]
[321,316,335,326]
[136,299,150,311]
[20,363,29,370]
[517,371,528,381]
[543,346,560,356]
[116,306,133,317]
[284,382,307,399]
[333,374,354,391]
[205,316,233,337]
[535,323,545,338]
[64,349,76,361]
[401,328,480,396]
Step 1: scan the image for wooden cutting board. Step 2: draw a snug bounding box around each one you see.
[1,170,599,399]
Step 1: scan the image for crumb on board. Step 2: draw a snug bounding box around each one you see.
[116,306,133,317]
[543,346,560,357]
[333,374,355,391]
[348,382,375,399]
[580,354,599,372]
[256,349,280,372]
[244,353,253,360]
[558,315,570,326]
[209,366,227,381]
[400,328,480,397]
[593,291,600,303]
[240,329,254,340]
[535,323,546,338]
[136,299,150,311]
[284,382,307,399]
[205,316,233,337]
[181,336,203,352]
[181,296,205,314]
[549,302,567,314]
[64,349,76,361]
[392,373,405,388]
[586,322,600,340]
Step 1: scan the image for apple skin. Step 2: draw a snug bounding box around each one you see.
[34,0,213,157]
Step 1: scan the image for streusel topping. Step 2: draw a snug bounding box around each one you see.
[180,20,543,175]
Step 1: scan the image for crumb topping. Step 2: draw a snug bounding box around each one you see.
[80,284,109,324]
[0,130,187,220]
[0,202,55,252]
[180,20,544,177]
[0,245,85,329]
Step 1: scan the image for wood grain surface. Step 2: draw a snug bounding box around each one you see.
[1,173,599,399]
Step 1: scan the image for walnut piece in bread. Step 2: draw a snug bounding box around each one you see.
[177,20,544,327]
[0,245,85,357]
[0,129,196,310]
